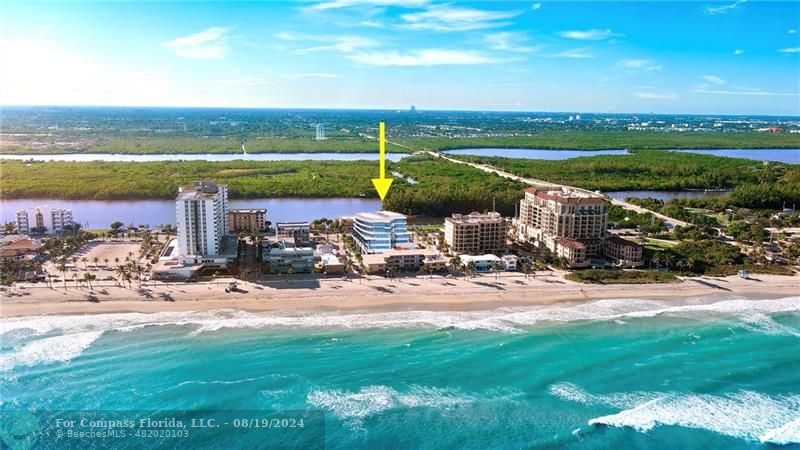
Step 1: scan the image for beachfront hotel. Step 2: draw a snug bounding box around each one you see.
[516,187,607,267]
[352,211,412,254]
[444,211,507,255]
[227,208,267,233]
[176,181,229,257]
[15,206,74,235]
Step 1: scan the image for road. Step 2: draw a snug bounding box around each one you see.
[415,147,690,228]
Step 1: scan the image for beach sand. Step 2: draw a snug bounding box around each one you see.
[2,272,797,317]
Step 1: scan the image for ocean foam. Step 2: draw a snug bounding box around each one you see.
[1,296,798,338]
[307,385,476,427]
[0,331,103,372]
[550,382,800,444]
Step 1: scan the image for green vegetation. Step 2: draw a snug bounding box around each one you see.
[1,137,406,154]
[0,156,526,217]
[4,130,799,155]
[454,150,792,191]
[703,264,795,277]
[0,160,377,199]
[565,269,679,284]
[399,131,800,151]
[607,204,666,233]
[384,155,526,217]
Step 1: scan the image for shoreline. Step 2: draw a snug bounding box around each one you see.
[2,273,797,318]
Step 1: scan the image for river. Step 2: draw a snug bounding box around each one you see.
[0,198,381,229]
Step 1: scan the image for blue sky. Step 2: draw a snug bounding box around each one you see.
[1,1,798,115]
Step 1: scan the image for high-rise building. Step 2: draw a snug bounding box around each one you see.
[175,181,229,257]
[16,206,73,235]
[444,211,507,255]
[315,123,325,140]
[516,187,607,267]
[352,211,412,254]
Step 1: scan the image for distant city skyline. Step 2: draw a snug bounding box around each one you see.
[1,1,799,115]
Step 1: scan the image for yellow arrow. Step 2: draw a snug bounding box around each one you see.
[371,121,394,201]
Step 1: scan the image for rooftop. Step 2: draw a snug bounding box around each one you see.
[228,209,266,214]
[355,211,407,222]
[525,187,606,205]
[556,238,586,249]
[176,181,223,201]
[446,211,504,224]
[606,236,642,247]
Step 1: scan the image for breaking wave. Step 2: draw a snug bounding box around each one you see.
[550,382,800,444]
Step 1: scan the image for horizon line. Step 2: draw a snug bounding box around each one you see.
[1,104,799,119]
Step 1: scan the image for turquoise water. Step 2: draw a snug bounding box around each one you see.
[1,295,799,449]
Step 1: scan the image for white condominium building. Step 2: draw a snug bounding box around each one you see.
[444,211,507,255]
[352,211,412,254]
[16,206,74,235]
[176,181,229,257]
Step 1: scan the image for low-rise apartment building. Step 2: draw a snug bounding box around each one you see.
[276,222,311,246]
[444,211,507,255]
[362,248,446,274]
[604,236,644,268]
[228,209,267,233]
[263,240,314,274]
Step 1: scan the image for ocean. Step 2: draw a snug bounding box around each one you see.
[1,295,799,449]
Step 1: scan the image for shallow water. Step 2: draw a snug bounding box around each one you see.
[1,295,798,449]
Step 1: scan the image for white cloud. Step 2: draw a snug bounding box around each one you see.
[347,49,502,66]
[551,48,593,59]
[617,59,663,71]
[692,88,798,97]
[531,3,542,10]
[163,27,230,60]
[635,91,678,100]
[360,20,385,28]
[485,32,540,53]
[734,49,744,55]
[702,75,725,85]
[778,47,800,53]
[400,4,521,32]
[789,28,798,35]
[1,40,174,106]
[559,29,621,41]
[216,73,338,87]
[705,0,746,15]
[297,36,379,54]
[305,0,429,11]
[275,32,378,54]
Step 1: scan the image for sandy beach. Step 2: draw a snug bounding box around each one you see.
[2,272,797,317]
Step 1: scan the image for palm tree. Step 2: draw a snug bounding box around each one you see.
[92,257,99,268]
[57,259,68,290]
[71,256,79,269]
[81,257,88,269]
[104,258,109,267]
[449,255,462,275]
[83,272,96,290]
[491,261,504,280]
[465,261,476,280]
[114,257,120,266]
[115,265,128,288]
[521,262,532,280]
